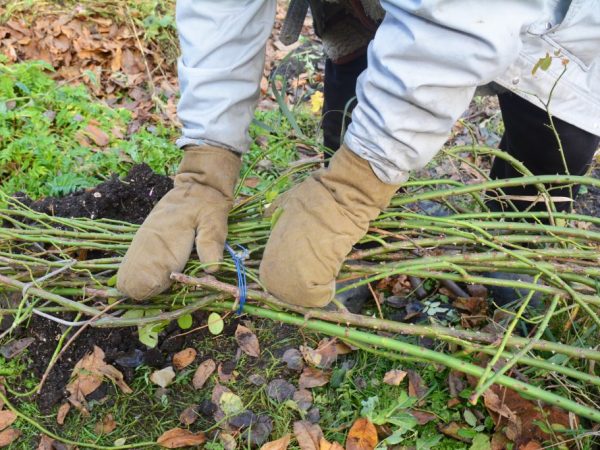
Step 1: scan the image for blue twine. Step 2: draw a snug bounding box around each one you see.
[224,243,249,314]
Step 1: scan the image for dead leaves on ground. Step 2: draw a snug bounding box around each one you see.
[66,346,131,415]
[260,433,291,450]
[193,358,216,389]
[235,325,260,357]
[172,347,197,370]
[156,427,206,448]
[346,418,378,450]
[293,420,323,450]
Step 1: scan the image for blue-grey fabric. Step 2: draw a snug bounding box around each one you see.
[176,0,600,184]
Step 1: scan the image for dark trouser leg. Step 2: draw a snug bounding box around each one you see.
[322,54,368,152]
[488,92,599,212]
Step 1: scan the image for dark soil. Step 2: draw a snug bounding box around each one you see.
[27,164,173,224]
[575,166,600,218]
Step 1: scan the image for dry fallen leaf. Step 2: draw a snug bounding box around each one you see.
[156,427,206,448]
[193,359,216,389]
[150,366,176,388]
[0,428,21,447]
[483,389,517,425]
[319,437,344,450]
[438,422,471,443]
[67,346,132,415]
[260,433,291,450]
[172,348,197,370]
[56,403,70,426]
[293,420,323,450]
[179,406,198,426]
[0,411,16,431]
[94,414,117,435]
[84,123,110,147]
[407,370,428,404]
[382,369,407,386]
[346,418,378,450]
[519,442,542,450]
[220,432,237,450]
[37,435,55,450]
[410,410,436,425]
[299,367,330,389]
[235,324,260,357]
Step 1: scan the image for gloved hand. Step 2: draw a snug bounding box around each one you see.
[117,145,241,300]
[259,145,401,307]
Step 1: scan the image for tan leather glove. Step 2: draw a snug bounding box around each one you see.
[259,145,401,307]
[117,145,241,300]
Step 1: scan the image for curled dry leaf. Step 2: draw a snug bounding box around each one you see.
[220,432,237,450]
[0,428,21,447]
[260,433,291,450]
[172,348,197,370]
[346,418,378,450]
[382,369,407,386]
[150,366,176,388]
[319,437,344,450]
[235,324,260,357]
[67,346,132,415]
[94,414,117,435]
[299,367,330,390]
[0,411,16,431]
[519,441,542,450]
[438,422,471,443]
[56,403,70,426]
[293,420,323,450]
[193,359,216,389]
[156,427,207,448]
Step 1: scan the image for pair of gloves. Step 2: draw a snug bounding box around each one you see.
[117,144,399,307]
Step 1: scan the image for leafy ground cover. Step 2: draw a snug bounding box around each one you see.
[1,1,599,450]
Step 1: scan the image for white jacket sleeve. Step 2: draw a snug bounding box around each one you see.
[176,0,276,153]
[344,0,550,184]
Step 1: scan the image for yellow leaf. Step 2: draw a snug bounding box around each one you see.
[310,91,324,114]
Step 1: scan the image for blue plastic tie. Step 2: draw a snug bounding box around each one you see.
[224,243,249,314]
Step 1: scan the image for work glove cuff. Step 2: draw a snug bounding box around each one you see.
[177,144,242,199]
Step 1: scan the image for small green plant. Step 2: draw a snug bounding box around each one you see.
[0,58,181,200]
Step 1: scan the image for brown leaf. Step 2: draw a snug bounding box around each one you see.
[319,438,344,450]
[94,414,117,435]
[483,389,517,425]
[491,432,510,450]
[519,442,542,450]
[313,339,339,369]
[193,359,216,389]
[0,428,21,447]
[235,324,260,357]
[66,346,131,415]
[220,432,237,450]
[346,418,378,450]
[407,370,428,403]
[84,123,110,147]
[438,422,471,443]
[382,369,407,386]
[299,367,330,389]
[218,362,236,383]
[0,337,35,359]
[293,420,323,450]
[156,427,207,448]
[172,348,197,370]
[56,402,70,425]
[0,411,16,431]
[179,406,198,426]
[260,434,291,450]
[410,411,436,425]
[37,435,55,450]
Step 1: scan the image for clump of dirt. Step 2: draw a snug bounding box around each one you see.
[27,164,173,224]
[575,166,600,218]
